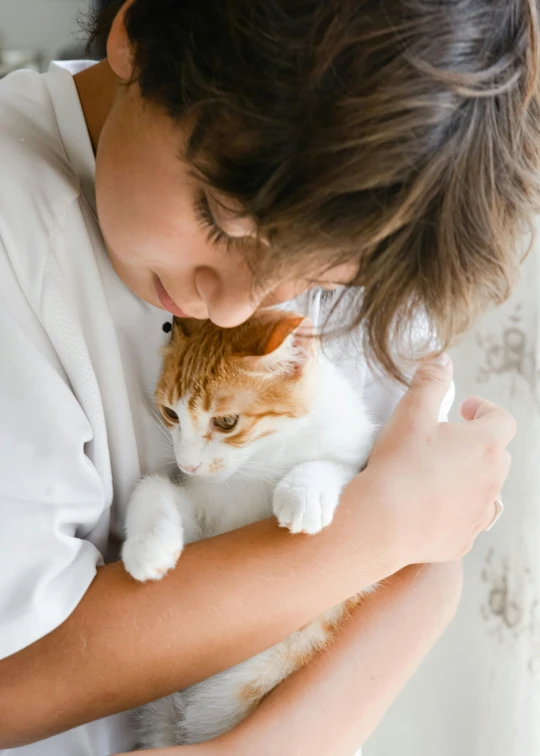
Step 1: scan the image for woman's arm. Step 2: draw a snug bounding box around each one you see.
[0,358,513,747]
[123,561,463,756]
[0,481,398,748]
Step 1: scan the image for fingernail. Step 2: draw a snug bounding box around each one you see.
[433,352,450,366]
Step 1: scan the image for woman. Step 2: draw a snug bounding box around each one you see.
[0,1,532,754]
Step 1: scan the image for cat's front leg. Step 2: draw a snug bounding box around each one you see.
[273,461,357,535]
[122,475,199,582]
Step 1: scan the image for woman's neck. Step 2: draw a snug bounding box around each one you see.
[74,60,119,154]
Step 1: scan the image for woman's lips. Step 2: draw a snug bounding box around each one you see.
[154,275,190,318]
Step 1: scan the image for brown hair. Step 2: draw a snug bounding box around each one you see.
[90,0,540,380]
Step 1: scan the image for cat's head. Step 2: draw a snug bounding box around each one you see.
[156,310,317,480]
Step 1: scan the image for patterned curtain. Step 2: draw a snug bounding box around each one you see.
[364,237,540,756]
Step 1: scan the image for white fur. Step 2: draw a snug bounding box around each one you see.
[123,351,375,747]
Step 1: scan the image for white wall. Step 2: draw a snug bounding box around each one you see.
[0,0,93,67]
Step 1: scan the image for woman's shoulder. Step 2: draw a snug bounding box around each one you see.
[0,68,84,295]
[0,67,80,189]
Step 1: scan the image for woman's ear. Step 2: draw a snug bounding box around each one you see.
[107,0,137,82]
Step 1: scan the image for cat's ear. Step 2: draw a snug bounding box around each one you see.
[238,315,315,377]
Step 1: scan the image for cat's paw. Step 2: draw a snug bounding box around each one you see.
[122,475,186,582]
[122,520,184,582]
[273,463,344,535]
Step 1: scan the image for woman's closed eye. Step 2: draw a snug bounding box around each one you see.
[194,192,236,253]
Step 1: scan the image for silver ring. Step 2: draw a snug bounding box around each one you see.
[486,496,504,532]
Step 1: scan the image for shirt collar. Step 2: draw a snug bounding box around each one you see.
[45,61,98,216]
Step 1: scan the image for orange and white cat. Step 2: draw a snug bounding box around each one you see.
[122,309,375,748]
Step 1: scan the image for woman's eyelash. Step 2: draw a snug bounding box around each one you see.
[194,193,235,253]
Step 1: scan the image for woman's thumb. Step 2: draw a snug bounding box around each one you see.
[398,354,454,423]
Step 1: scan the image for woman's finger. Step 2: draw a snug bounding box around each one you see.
[460,396,493,421]
[394,354,454,427]
[460,397,517,445]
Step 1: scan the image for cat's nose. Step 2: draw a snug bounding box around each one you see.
[180,463,201,474]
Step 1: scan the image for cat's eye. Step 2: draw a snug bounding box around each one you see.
[163,406,179,422]
[212,415,239,432]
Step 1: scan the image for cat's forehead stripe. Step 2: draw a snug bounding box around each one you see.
[242,410,298,420]
[223,424,279,447]
[221,410,298,447]
[213,394,238,415]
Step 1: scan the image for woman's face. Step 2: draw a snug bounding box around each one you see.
[95,83,355,328]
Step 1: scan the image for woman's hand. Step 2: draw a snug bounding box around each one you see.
[359,354,515,567]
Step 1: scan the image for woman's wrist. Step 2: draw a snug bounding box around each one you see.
[339,468,407,585]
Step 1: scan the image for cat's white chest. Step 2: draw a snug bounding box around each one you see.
[186,469,282,539]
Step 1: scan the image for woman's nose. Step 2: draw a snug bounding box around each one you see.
[195,267,261,328]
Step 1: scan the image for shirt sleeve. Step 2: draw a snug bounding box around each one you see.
[0,243,107,660]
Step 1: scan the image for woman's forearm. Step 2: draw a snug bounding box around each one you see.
[226,561,463,756]
[0,473,398,748]
[126,562,463,756]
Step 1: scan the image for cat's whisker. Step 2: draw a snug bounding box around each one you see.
[240,464,280,477]
[158,453,177,464]
[232,461,277,475]
[246,465,276,473]
[240,459,279,469]
[147,410,173,443]
[143,393,161,415]
[231,470,276,484]
[237,470,276,480]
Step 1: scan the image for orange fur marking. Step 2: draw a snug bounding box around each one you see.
[239,681,268,709]
[321,594,363,634]
[238,601,361,714]
[208,458,225,473]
